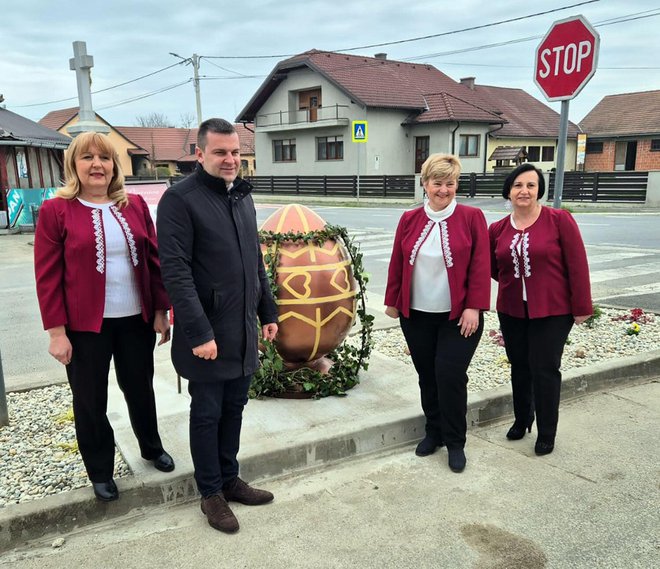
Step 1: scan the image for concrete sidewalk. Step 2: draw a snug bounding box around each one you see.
[2,379,658,568]
[2,326,659,551]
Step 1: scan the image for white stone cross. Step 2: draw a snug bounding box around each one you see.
[66,41,109,136]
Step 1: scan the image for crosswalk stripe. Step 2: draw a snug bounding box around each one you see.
[594,282,660,299]
[591,263,660,283]
[587,251,650,265]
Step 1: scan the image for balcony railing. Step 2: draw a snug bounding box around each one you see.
[255,104,350,128]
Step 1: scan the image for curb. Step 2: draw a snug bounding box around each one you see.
[2,348,659,552]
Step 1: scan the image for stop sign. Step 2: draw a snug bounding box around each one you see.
[534,15,600,101]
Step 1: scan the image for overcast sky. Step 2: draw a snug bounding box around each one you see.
[2,0,658,128]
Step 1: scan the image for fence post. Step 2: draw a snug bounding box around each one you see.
[323,176,328,196]
[270,176,274,194]
[469,173,477,197]
[592,172,599,202]
[383,175,387,198]
[296,176,300,195]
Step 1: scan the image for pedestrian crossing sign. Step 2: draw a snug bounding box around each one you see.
[352,120,368,143]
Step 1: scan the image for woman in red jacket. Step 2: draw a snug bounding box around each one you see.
[34,132,175,502]
[489,163,592,456]
[385,154,490,473]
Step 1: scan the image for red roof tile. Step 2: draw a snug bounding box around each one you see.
[579,90,660,137]
[408,92,503,124]
[114,126,198,161]
[238,50,505,124]
[467,85,580,138]
[38,106,81,131]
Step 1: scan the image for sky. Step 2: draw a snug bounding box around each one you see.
[2,0,659,128]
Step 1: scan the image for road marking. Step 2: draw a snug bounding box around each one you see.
[594,281,660,300]
[590,263,660,283]
[587,251,650,264]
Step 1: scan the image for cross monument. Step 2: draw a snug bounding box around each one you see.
[66,41,110,137]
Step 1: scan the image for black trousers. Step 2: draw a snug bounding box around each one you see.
[187,375,251,498]
[400,310,483,450]
[66,315,164,482]
[498,310,574,441]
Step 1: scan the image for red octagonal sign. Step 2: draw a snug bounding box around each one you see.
[534,15,600,102]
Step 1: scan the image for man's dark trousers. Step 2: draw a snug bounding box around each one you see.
[187,375,251,497]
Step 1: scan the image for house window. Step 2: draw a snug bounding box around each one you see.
[651,139,660,151]
[189,143,196,154]
[541,146,555,161]
[273,139,296,162]
[459,135,479,157]
[415,136,430,173]
[586,141,603,154]
[317,136,343,160]
[527,146,540,161]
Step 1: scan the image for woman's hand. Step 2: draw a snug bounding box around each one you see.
[385,306,400,319]
[48,326,72,365]
[154,310,171,345]
[574,315,590,325]
[458,308,480,338]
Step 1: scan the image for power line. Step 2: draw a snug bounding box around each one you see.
[95,80,191,111]
[335,0,602,52]
[14,60,188,108]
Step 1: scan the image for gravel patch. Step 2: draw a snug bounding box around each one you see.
[0,385,129,507]
[1,307,657,508]
[372,307,659,392]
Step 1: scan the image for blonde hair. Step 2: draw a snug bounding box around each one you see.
[56,132,128,208]
[421,153,462,184]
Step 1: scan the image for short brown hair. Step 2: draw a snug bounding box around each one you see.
[421,153,462,184]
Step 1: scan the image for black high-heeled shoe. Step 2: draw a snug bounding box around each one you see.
[506,420,533,440]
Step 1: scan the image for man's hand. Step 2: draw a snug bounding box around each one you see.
[574,315,590,325]
[262,323,278,341]
[193,339,218,360]
[154,310,171,346]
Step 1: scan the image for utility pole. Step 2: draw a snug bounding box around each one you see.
[192,54,202,126]
[170,52,203,126]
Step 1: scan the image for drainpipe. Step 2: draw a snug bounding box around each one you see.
[450,121,460,154]
[485,122,505,172]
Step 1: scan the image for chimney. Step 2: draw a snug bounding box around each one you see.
[374,53,387,60]
[460,77,476,90]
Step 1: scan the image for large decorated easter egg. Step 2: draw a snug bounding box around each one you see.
[260,204,357,371]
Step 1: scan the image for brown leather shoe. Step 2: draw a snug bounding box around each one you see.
[200,494,239,533]
[223,477,274,505]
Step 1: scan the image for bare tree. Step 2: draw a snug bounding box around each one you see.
[134,112,173,128]
[179,112,197,128]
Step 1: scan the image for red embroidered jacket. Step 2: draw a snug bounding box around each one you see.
[489,206,592,319]
[34,193,170,332]
[385,204,491,319]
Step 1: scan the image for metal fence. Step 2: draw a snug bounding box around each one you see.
[548,171,648,202]
[246,175,416,198]
[458,173,507,197]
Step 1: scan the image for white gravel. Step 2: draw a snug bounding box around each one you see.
[372,307,659,392]
[1,307,657,508]
[0,385,129,507]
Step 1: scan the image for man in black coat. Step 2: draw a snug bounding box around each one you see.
[157,118,278,533]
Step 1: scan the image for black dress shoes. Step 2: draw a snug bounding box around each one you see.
[92,479,118,502]
[447,448,466,473]
[415,436,444,457]
[152,451,175,472]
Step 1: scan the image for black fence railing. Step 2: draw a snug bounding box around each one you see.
[458,172,508,197]
[548,171,648,202]
[246,175,416,198]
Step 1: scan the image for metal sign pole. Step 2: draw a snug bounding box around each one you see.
[553,99,570,209]
[356,144,361,203]
[0,347,8,426]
